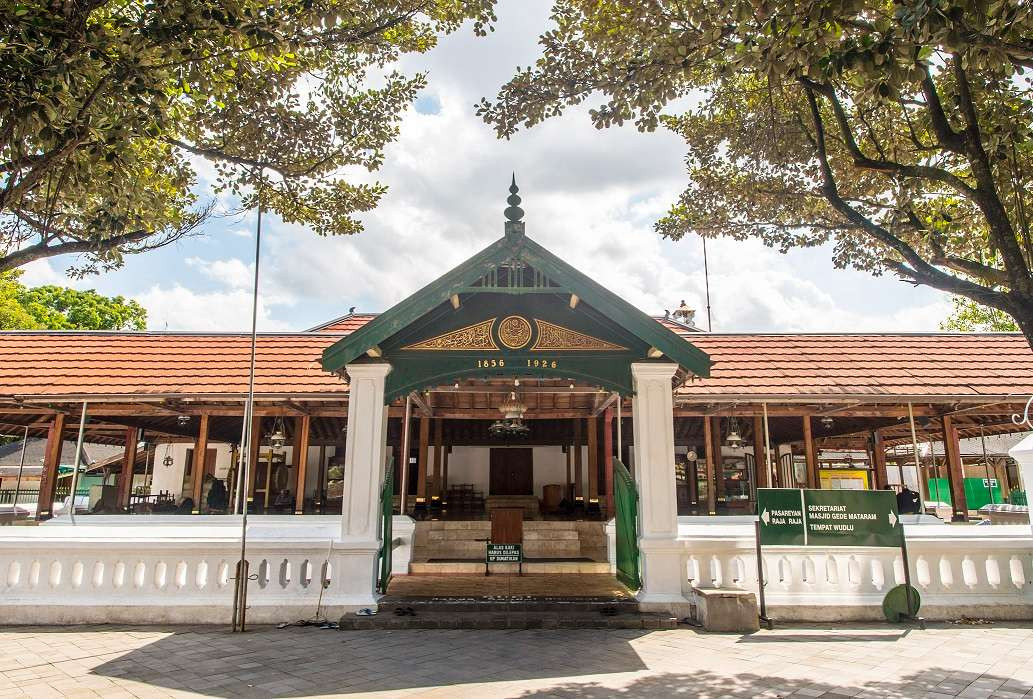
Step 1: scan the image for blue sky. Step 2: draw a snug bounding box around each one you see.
[20,1,953,333]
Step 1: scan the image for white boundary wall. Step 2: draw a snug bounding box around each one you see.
[0,515,415,625]
[1,513,1030,624]
[678,521,1033,621]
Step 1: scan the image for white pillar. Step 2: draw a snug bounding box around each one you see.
[341,362,391,542]
[1008,432,1033,536]
[630,362,686,609]
[336,362,391,607]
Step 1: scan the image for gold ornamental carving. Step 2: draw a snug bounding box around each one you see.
[498,315,533,349]
[403,318,498,351]
[532,319,625,351]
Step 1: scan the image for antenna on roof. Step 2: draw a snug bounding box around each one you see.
[504,173,525,239]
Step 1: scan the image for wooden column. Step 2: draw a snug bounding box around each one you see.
[713,416,727,502]
[117,427,139,511]
[189,414,210,513]
[587,415,599,503]
[442,446,450,496]
[603,407,614,517]
[416,416,429,502]
[573,418,584,501]
[802,416,819,488]
[871,430,889,490]
[37,413,66,520]
[752,415,768,489]
[565,446,572,500]
[293,415,311,514]
[703,416,717,515]
[246,415,262,510]
[942,415,969,520]
[432,418,443,498]
[315,444,327,511]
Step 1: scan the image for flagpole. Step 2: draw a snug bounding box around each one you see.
[233,171,264,632]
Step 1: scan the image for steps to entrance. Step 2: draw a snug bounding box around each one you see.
[411,520,609,572]
[338,596,678,630]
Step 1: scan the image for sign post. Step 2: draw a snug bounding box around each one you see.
[486,543,523,575]
[756,488,921,627]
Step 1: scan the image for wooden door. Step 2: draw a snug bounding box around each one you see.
[489,448,533,495]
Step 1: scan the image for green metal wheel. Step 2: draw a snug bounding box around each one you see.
[882,584,921,622]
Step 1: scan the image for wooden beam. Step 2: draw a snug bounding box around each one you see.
[416,416,429,502]
[36,413,67,520]
[941,415,969,520]
[703,416,717,515]
[293,415,311,514]
[117,427,139,511]
[871,430,889,490]
[411,391,433,417]
[753,416,768,489]
[190,414,210,513]
[603,408,614,517]
[802,416,819,489]
[587,415,599,503]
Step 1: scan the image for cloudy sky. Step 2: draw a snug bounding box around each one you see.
[22,1,954,333]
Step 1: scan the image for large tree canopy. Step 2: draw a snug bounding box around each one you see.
[1,0,493,275]
[0,270,147,329]
[478,0,1033,347]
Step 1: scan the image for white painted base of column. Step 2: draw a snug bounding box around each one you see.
[636,537,691,615]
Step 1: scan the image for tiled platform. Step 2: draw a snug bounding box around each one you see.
[385,573,632,598]
[3,622,1033,697]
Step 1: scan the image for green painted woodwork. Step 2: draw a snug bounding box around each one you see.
[614,458,640,591]
[757,488,903,548]
[927,477,1003,510]
[321,227,711,397]
[377,461,394,594]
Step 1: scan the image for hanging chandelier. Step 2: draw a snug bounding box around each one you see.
[725,416,743,448]
[489,391,530,436]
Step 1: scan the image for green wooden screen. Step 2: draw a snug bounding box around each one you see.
[376,460,394,594]
[613,458,640,590]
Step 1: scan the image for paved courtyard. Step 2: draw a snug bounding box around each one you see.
[1,622,1032,698]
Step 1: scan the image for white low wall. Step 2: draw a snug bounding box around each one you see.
[0,515,415,625]
[1,514,1030,624]
[679,522,1033,621]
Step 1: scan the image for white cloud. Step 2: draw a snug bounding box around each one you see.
[69,0,959,334]
[135,283,290,332]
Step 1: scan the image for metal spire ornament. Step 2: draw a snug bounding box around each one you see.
[504,174,525,238]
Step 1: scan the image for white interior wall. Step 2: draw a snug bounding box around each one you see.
[437,445,584,497]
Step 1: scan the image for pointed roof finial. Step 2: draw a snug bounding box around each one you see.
[504,173,524,223]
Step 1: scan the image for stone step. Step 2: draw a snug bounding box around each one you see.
[378,596,638,614]
[338,610,677,631]
[409,561,611,574]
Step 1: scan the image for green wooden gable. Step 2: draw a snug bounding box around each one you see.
[321,184,711,402]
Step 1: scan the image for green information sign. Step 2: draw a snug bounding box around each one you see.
[757,489,903,548]
[486,543,522,563]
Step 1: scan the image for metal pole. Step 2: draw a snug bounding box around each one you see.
[754,519,772,629]
[762,402,773,486]
[233,172,264,633]
[68,401,88,525]
[399,394,412,514]
[11,425,29,517]
[702,237,713,332]
[980,426,995,505]
[907,403,927,510]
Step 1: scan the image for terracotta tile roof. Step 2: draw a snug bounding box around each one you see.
[0,332,347,397]
[0,317,1029,401]
[307,313,379,333]
[671,332,1033,399]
